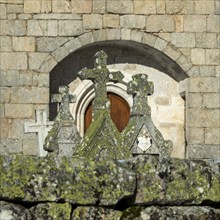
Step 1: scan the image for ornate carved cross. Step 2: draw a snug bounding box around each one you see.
[127,74,154,116]
[78,50,124,118]
[51,86,76,121]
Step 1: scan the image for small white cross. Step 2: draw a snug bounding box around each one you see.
[24,109,53,157]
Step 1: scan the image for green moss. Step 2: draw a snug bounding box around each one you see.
[48,203,71,219]
[206,175,220,201]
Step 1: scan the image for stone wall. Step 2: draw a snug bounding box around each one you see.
[0,0,219,159]
[0,155,219,219]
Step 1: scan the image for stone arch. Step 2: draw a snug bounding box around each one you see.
[40,29,192,78]
[46,29,188,158]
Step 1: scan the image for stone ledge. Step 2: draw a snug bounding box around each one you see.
[0,155,219,206]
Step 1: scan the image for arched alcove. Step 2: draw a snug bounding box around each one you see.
[49,39,188,158]
[49,40,188,120]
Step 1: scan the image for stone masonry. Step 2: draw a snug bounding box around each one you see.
[0,0,219,159]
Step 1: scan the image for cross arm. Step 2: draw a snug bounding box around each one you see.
[78,68,96,81]
[109,71,124,83]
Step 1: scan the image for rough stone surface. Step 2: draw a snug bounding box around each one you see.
[5,104,33,118]
[134,0,156,14]
[59,20,83,36]
[83,14,102,29]
[0,155,136,205]
[107,0,133,14]
[71,206,122,219]
[146,15,175,32]
[0,139,22,154]
[12,37,36,52]
[0,52,27,70]
[0,155,219,206]
[11,87,49,104]
[184,15,206,32]
[30,202,72,220]
[0,201,31,220]
[122,206,220,220]
[72,0,92,14]
[0,20,26,36]
[120,15,146,29]
[27,20,58,36]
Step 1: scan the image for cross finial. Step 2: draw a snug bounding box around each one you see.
[51,86,76,121]
[78,50,124,118]
[127,74,154,116]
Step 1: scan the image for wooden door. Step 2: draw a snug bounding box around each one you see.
[84,92,130,133]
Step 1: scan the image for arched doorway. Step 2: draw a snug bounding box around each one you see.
[84,92,130,133]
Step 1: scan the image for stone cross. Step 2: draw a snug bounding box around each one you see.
[51,86,76,121]
[24,109,53,157]
[127,74,154,116]
[78,50,124,118]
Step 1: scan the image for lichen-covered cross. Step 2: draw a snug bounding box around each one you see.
[78,50,124,118]
[127,74,154,116]
[51,86,76,121]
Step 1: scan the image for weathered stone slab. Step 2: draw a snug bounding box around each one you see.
[107,0,133,14]
[133,156,219,204]
[191,48,205,65]
[120,15,146,29]
[72,0,92,14]
[203,93,220,108]
[205,128,220,145]
[206,49,220,65]
[30,202,71,220]
[122,206,220,220]
[93,0,105,13]
[71,207,122,219]
[0,87,10,103]
[52,0,71,13]
[7,4,24,13]
[59,20,83,36]
[5,104,33,118]
[146,15,175,32]
[166,1,195,14]
[207,15,220,33]
[11,87,49,104]
[0,139,22,154]
[83,14,102,29]
[0,201,31,220]
[188,77,220,93]
[184,15,206,32]
[27,20,58,36]
[36,37,68,52]
[0,4,6,19]
[0,20,26,36]
[0,52,27,70]
[171,33,195,48]
[188,144,220,159]
[0,155,219,205]
[29,52,49,70]
[103,14,119,28]
[0,155,136,205]
[196,33,217,49]
[0,118,9,139]
[188,108,220,128]
[134,0,156,14]
[0,36,12,52]
[12,37,36,52]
